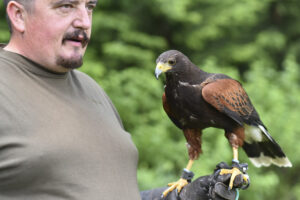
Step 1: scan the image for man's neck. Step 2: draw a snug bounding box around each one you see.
[3,39,70,74]
[3,41,23,55]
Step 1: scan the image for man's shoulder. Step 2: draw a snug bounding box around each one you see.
[70,69,108,98]
[72,69,94,79]
[0,51,18,77]
[71,69,102,88]
[0,47,26,75]
[0,50,13,67]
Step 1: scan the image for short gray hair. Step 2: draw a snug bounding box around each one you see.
[4,0,34,33]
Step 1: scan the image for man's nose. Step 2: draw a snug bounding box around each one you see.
[73,7,92,30]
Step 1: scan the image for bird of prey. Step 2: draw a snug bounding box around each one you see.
[155,50,292,197]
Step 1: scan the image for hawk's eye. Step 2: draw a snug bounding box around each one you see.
[168,59,176,65]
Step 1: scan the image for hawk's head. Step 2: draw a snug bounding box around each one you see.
[155,50,192,79]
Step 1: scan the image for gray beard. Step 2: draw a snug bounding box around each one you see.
[56,56,83,69]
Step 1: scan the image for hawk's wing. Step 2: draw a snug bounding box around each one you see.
[202,78,292,167]
[202,79,259,126]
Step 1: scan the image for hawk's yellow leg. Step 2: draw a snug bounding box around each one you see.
[162,160,194,197]
[219,147,248,189]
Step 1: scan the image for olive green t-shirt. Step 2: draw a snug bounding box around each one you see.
[0,46,140,200]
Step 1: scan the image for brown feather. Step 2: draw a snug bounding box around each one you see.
[202,79,253,118]
[183,129,202,160]
[225,127,245,148]
[162,92,172,117]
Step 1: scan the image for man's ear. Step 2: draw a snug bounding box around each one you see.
[6,1,26,33]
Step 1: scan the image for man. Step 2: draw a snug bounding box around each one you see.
[0,0,247,199]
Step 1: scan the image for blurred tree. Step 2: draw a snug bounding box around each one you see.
[1,0,300,199]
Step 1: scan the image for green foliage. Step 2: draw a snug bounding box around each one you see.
[1,0,300,199]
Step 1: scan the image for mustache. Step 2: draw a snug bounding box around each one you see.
[63,29,90,47]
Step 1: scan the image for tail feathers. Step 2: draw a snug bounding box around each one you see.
[248,152,292,167]
[243,124,292,168]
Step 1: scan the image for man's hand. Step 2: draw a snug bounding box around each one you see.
[140,162,250,200]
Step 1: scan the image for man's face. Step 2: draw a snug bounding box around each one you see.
[22,0,97,72]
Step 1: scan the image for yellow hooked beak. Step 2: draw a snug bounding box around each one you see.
[155,62,172,79]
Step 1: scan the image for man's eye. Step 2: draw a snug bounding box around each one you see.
[87,5,95,12]
[59,4,73,12]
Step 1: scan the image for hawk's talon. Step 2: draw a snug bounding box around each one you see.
[219,167,248,190]
[240,174,250,190]
[162,178,188,197]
